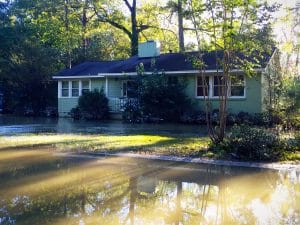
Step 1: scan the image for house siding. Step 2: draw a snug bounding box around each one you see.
[107,79,122,98]
[58,97,79,117]
[57,73,264,117]
[91,79,105,92]
[184,74,263,114]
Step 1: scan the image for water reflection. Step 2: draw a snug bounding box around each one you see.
[0,150,299,225]
[0,115,206,135]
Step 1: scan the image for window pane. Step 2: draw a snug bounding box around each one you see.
[213,87,220,96]
[82,89,89,94]
[231,86,244,96]
[62,89,69,97]
[231,75,244,85]
[71,81,79,97]
[197,87,209,96]
[197,76,209,86]
[214,76,224,85]
[72,81,79,88]
[197,76,209,97]
[72,89,79,97]
[127,81,138,98]
[62,81,69,89]
[82,80,89,89]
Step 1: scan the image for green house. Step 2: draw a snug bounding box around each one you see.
[53,41,275,118]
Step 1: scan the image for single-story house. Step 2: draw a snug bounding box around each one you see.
[53,41,274,118]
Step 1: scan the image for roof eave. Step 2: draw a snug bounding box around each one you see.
[52,68,264,79]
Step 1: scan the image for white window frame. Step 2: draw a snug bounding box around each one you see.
[195,74,246,99]
[58,79,91,98]
[228,75,246,98]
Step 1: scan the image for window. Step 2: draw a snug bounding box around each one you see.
[122,80,138,98]
[213,75,226,97]
[82,80,90,94]
[230,75,245,97]
[61,81,69,97]
[59,80,91,98]
[71,81,79,97]
[196,75,245,98]
[196,76,209,97]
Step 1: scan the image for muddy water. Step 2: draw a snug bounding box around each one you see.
[0,149,299,225]
[0,115,206,136]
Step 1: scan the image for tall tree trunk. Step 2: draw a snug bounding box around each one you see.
[130,0,138,56]
[82,0,88,58]
[64,0,72,68]
[178,0,184,52]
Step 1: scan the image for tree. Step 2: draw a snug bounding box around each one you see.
[167,0,185,52]
[188,0,277,143]
[92,0,147,56]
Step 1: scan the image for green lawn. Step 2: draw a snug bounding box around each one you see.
[1,132,298,162]
[0,133,212,157]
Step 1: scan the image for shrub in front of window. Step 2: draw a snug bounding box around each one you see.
[70,89,109,120]
[139,74,191,122]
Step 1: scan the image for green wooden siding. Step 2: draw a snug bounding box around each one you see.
[57,73,264,117]
[107,79,121,98]
[58,97,78,117]
[91,79,105,92]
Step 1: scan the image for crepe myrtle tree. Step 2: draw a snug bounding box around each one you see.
[187,0,278,143]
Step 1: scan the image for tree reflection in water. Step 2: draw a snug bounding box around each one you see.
[0,150,299,225]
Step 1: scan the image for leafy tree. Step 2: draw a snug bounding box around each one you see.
[187,0,278,143]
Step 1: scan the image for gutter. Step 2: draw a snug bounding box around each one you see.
[52,68,263,79]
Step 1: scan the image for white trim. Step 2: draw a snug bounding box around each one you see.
[53,75,105,79]
[68,81,72,97]
[52,68,264,79]
[58,79,91,99]
[58,81,62,98]
[195,74,246,99]
[79,80,82,96]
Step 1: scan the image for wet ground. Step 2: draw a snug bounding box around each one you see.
[0,115,207,136]
[0,115,299,224]
[0,150,299,225]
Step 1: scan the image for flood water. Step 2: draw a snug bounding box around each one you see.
[0,116,299,224]
[0,115,206,136]
[0,149,299,225]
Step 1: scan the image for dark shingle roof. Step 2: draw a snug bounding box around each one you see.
[54,50,272,77]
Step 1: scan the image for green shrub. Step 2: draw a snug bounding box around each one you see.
[139,74,191,122]
[226,125,283,161]
[70,89,109,120]
[69,106,82,120]
[122,100,142,123]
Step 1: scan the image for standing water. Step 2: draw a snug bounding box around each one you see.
[0,150,299,225]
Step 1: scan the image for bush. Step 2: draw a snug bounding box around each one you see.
[69,89,109,120]
[122,100,142,123]
[140,74,191,122]
[226,125,283,161]
[210,125,284,161]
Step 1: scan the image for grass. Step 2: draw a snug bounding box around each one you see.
[1,131,298,162]
[0,133,212,158]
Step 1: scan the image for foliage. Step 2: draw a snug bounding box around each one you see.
[187,0,278,144]
[140,73,191,122]
[70,89,109,120]
[219,125,283,161]
[122,69,192,123]
[122,99,141,123]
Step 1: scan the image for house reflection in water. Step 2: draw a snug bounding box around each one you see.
[0,153,299,225]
